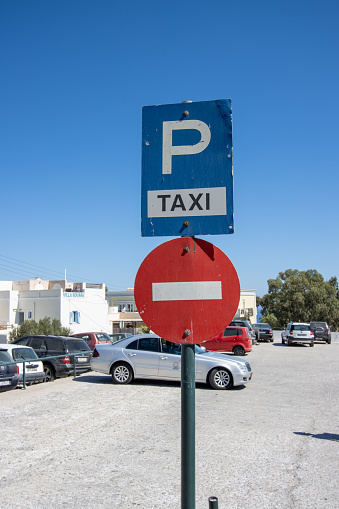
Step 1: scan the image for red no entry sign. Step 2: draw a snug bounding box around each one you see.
[134,237,240,344]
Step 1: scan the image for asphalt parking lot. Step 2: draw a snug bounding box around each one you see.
[1,337,338,509]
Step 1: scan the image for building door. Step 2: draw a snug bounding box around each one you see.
[18,311,25,325]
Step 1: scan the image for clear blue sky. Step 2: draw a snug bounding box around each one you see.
[1,0,338,297]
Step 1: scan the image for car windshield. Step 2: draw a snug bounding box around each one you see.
[12,348,38,361]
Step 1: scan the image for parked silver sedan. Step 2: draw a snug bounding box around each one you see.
[90,334,253,390]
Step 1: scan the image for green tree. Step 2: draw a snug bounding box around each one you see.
[139,325,150,334]
[9,317,71,341]
[259,312,280,330]
[258,269,339,330]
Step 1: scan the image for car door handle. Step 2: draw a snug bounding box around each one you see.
[160,356,168,360]
[128,353,136,357]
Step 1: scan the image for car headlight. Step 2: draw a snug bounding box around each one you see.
[238,363,248,373]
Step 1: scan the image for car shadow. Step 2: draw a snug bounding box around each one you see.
[73,374,246,391]
[294,432,339,442]
[272,343,311,348]
[73,374,113,384]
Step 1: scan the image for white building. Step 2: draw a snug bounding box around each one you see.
[0,279,257,342]
[107,288,257,332]
[0,278,111,342]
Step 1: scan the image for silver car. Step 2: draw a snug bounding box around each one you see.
[281,322,314,346]
[90,334,253,390]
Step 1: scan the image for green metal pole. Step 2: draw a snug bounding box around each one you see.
[22,360,26,389]
[208,496,219,508]
[73,355,77,379]
[181,343,195,509]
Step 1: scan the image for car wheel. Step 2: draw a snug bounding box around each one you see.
[43,364,55,382]
[111,363,133,384]
[270,338,274,342]
[233,345,245,356]
[310,342,314,347]
[287,340,292,346]
[208,368,233,390]
[327,338,331,344]
[281,335,285,344]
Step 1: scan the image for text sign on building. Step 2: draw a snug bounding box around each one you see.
[141,99,234,237]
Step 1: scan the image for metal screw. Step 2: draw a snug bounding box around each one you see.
[184,329,191,336]
[184,246,190,253]
[184,221,189,227]
[183,110,189,117]
[229,225,233,229]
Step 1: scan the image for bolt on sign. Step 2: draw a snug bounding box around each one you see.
[141,99,233,237]
[134,237,240,344]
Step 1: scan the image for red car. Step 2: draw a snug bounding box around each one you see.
[71,332,111,351]
[202,326,252,356]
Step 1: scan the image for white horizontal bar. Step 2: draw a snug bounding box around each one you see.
[152,281,222,302]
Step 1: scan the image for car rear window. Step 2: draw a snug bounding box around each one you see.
[65,340,91,353]
[291,325,311,331]
[96,333,111,342]
[0,351,12,363]
[12,348,38,361]
[75,334,90,342]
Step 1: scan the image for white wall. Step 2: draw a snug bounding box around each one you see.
[0,290,18,326]
[235,290,257,323]
[19,289,62,322]
[61,288,110,333]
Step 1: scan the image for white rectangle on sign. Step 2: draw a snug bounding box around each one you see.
[152,281,222,302]
[147,187,226,218]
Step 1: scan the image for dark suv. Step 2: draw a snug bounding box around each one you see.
[310,322,331,344]
[12,335,92,381]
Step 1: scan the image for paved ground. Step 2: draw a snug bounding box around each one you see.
[1,339,338,509]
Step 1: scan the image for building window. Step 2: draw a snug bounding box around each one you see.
[118,302,134,312]
[70,311,80,324]
[27,310,33,319]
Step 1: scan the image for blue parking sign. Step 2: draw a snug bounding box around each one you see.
[141,99,233,237]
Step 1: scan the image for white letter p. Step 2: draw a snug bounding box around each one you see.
[162,120,211,175]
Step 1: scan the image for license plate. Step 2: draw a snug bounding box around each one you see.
[27,367,37,371]
[0,380,11,386]
[298,334,306,336]
[76,357,87,363]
